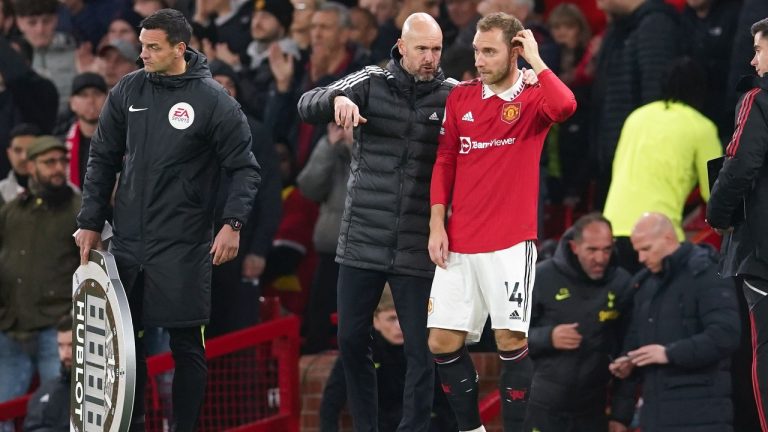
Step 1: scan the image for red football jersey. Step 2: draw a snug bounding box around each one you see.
[431,69,576,253]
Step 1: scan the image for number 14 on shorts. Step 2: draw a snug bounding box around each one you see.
[505,281,523,307]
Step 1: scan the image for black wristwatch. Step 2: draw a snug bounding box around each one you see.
[223,218,243,232]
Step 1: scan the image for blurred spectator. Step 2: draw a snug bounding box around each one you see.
[0,123,40,203]
[319,285,459,432]
[267,2,370,168]
[0,36,59,174]
[64,72,107,188]
[192,0,253,61]
[603,58,721,273]
[681,0,741,144]
[207,59,283,337]
[439,43,477,80]
[236,0,298,120]
[364,0,398,63]
[59,0,130,49]
[133,0,169,18]
[546,3,596,206]
[444,0,480,49]
[260,141,319,318]
[289,0,317,50]
[609,213,740,432]
[0,136,80,409]
[527,213,634,431]
[590,0,680,209]
[295,122,352,354]
[360,0,398,25]
[106,16,141,46]
[0,0,17,37]
[13,0,77,117]
[349,7,378,57]
[22,314,72,432]
[96,39,140,88]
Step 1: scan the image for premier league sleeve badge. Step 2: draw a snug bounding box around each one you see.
[72,250,136,432]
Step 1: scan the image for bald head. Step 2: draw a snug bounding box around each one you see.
[402,12,442,40]
[397,13,443,81]
[631,212,680,273]
[632,212,676,239]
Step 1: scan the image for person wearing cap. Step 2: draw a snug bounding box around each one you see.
[234,0,300,122]
[0,135,80,408]
[0,123,41,203]
[65,73,107,188]
[97,39,140,88]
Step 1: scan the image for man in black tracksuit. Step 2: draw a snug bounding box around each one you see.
[526,213,635,432]
[297,12,454,432]
[75,9,260,432]
[708,18,768,430]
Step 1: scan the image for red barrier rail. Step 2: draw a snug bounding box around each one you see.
[0,315,301,432]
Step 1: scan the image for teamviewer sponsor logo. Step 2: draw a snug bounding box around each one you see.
[460,137,472,154]
[459,136,517,155]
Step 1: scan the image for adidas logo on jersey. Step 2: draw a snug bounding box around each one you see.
[429,112,439,121]
[462,111,474,122]
[509,310,521,320]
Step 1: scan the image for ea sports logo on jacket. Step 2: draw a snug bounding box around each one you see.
[168,102,195,130]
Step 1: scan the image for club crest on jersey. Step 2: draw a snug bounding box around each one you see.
[168,102,195,130]
[501,102,521,124]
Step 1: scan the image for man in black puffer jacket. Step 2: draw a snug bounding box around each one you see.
[297,12,454,432]
[611,213,740,432]
[527,213,635,432]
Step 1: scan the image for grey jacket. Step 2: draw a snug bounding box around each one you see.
[297,134,351,254]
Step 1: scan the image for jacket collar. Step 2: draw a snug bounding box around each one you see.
[386,45,445,92]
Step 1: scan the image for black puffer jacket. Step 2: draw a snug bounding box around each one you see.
[297,50,454,277]
[708,75,768,280]
[528,228,634,422]
[78,48,260,327]
[624,243,740,432]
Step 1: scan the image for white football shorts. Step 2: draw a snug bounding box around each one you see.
[427,240,536,342]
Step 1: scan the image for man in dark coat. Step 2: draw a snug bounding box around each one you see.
[74,9,260,432]
[611,213,740,432]
[707,17,768,430]
[297,12,453,432]
[527,213,634,432]
[590,0,680,208]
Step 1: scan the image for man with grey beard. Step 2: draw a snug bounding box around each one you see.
[298,12,454,432]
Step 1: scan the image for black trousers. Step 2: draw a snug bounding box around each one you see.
[129,272,207,432]
[524,402,608,432]
[336,265,434,432]
[742,276,768,432]
[303,253,340,353]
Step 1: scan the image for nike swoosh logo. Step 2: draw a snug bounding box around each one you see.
[555,293,570,301]
[129,105,148,112]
